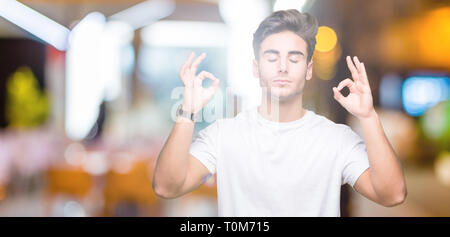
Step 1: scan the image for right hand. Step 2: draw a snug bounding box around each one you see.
[179,52,220,113]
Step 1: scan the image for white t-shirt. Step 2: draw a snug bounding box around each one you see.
[189,107,370,217]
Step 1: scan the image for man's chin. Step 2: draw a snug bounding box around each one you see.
[261,86,302,100]
[264,89,302,102]
[267,92,295,102]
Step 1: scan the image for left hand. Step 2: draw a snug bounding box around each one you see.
[333,56,375,119]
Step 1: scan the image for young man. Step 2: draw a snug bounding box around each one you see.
[153,9,407,217]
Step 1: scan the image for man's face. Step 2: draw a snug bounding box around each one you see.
[253,30,313,101]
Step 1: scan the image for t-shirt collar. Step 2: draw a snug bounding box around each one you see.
[251,106,313,131]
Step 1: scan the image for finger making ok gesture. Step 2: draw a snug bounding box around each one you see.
[333,56,375,119]
[179,52,220,114]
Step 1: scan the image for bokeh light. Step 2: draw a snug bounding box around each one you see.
[420,100,450,148]
[313,26,340,81]
[434,151,450,188]
[380,74,403,109]
[402,76,450,116]
[315,26,337,53]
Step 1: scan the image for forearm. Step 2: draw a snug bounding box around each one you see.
[153,116,195,196]
[153,51,219,197]
[359,110,407,202]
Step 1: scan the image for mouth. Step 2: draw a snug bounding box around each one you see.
[273,79,291,85]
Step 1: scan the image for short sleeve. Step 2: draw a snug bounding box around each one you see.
[340,126,370,188]
[189,120,220,174]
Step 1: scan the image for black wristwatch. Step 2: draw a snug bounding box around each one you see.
[176,104,198,122]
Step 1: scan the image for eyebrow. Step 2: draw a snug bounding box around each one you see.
[263,49,304,56]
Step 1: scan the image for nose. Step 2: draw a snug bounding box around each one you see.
[278,57,288,73]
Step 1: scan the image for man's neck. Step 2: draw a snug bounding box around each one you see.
[257,93,306,123]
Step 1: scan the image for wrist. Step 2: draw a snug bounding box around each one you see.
[181,102,201,114]
[177,104,199,122]
[181,104,195,114]
[176,116,195,124]
[358,109,379,124]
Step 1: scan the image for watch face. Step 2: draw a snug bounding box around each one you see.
[177,104,183,116]
[177,104,194,121]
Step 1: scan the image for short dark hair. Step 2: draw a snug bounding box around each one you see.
[252,9,318,62]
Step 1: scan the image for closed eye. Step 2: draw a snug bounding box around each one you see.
[267,59,298,63]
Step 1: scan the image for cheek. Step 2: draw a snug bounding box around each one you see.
[258,66,275,85]
[259,62,277,75]
[290,64,308,79]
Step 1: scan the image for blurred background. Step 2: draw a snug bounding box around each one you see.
[0,0,449,217]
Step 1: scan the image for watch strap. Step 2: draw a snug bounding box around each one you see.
[177,104,196,121]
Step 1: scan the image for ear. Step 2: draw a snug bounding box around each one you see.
[252,59,260,78]
[306,59,313,81]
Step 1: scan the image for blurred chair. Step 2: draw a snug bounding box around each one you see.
[103,159,159,216]
[44,166,93,216]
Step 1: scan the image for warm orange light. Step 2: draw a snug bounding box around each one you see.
[380,7,450,69]
[315,26,338,53]
[313,43,341,80]
[416,7,450,68]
